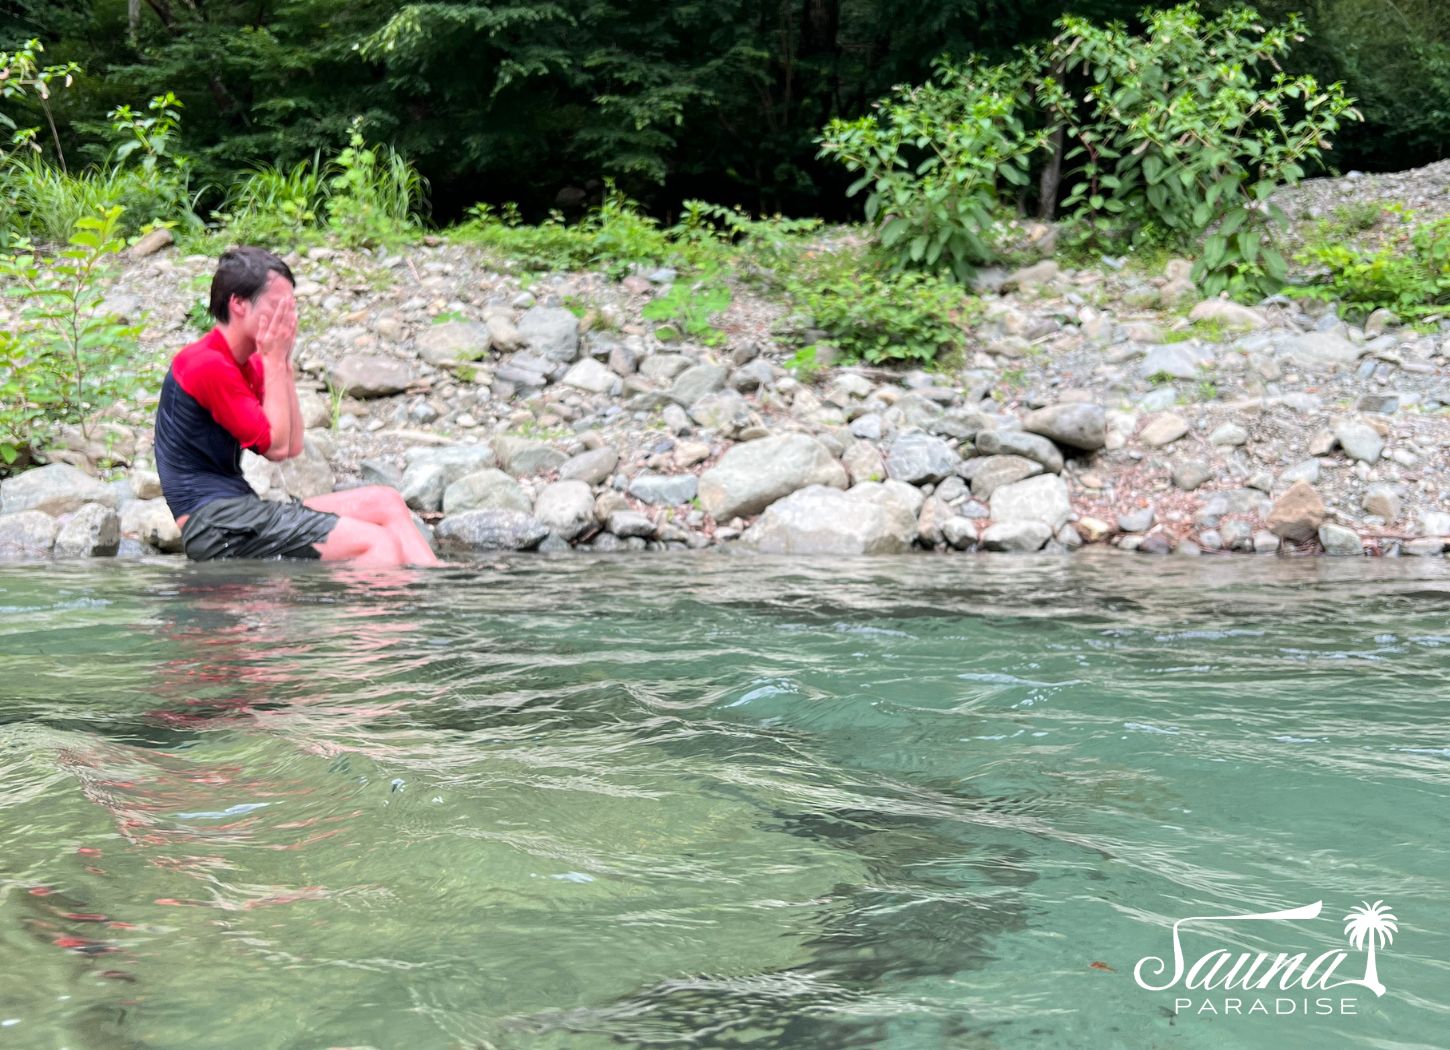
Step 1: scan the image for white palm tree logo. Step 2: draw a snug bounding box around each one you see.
[1344,900,1398,996]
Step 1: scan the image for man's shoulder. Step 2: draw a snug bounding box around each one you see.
[169,332,229,381]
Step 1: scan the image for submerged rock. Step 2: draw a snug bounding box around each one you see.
[0,510,60,559]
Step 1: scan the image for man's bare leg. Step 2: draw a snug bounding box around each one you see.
[303,486,441,566]
[311,516,407,566]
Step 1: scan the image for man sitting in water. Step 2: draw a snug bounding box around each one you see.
[153,246,440,566]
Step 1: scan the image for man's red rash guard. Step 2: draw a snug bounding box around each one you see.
[153,326,272,520]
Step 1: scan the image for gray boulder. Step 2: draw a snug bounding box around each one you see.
[981,521,1053,552]
[443,469,532,515]
[1021,403,1106,451]
[1188,299,1268,329]
[606,510,656,538]
[400,462,448,512]
[1334,419,1384,464]
[517,307,580,362]
[1,463,115,516]
[1141,343,1211,380]
[669,363,729,407]
[972,429,1064,473]
[53,504,120,558]
[739,486,915,554]
[1278,332,1366,371]
[989,474,1072,532]
[942,516,978,550]
[436,510,549,551]
[697,433,847,520]
[628,473,699,505]
[562,357,620,395]
[848,479,925,519]
[1140,413,1190,447]
[494,436,567,477]
[841,441,887,485]
[968,455,1043,500]
[886,431,961,485]
[416,321,491,367]
[404,443,497,480]
[328,354,413,397]
[119,498,182,552]
[689,389,754,433]
[279,437,336,499]
[558,447,619,486]
[1319,523,1364,556]
[0,510,60,559]
[533,480,595,540]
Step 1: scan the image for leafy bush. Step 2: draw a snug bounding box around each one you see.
[324,118,430,247]
[0,206,146,465]
[817,2,1360,300]
[1296,208,1450,318]
[215,153,332,246]
[1044,5,1359,298]
[457,181,677,277]
[641,273,731,345]
[0,39,80,170]
[817,56,1043,283]
[785,248,976,365]
[2,88,201,246]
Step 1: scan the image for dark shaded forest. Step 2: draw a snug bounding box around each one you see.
[3,0,1447,223]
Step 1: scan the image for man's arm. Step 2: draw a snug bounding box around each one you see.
[282,356,305,458]
[257,357,294,462]
[256,295,298,462]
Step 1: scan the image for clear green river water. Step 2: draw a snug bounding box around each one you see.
[0,553,1447,1050]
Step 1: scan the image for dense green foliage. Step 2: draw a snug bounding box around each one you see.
[819,5,1360,297]
[5,0,1431,225]
[0,206,145,464]
[1297,208,1450,320]
[1212,0,1450,174]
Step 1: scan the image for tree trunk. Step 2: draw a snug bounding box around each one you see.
[1037,124,1064,221]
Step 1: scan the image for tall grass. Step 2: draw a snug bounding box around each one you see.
[324,128,430,246]
[215,152,332,245]
[0,154,196,246]
[203,135,429,247]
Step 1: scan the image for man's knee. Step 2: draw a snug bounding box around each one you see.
[365,485,411,522]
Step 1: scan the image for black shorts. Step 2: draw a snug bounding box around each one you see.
[181,494,340,562]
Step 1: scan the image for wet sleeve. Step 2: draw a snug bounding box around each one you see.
[186,354,273,454]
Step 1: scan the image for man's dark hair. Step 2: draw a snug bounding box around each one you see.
[209,247,296,323]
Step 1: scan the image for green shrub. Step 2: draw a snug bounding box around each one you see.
[0,206,146,465]
[1295,208,1450,318]
[324,118,430,247]
[457,180,677,277]
[214,153,331,246]
[0,39,81,172]
[2,87,201,246]
[641,272,731,345]
[817,56,1042,283]
[786,248,976,365]
[817,3,1360,301]
[1045,5,1359,299]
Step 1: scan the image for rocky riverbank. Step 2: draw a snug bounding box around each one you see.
[2,181,1448,562]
